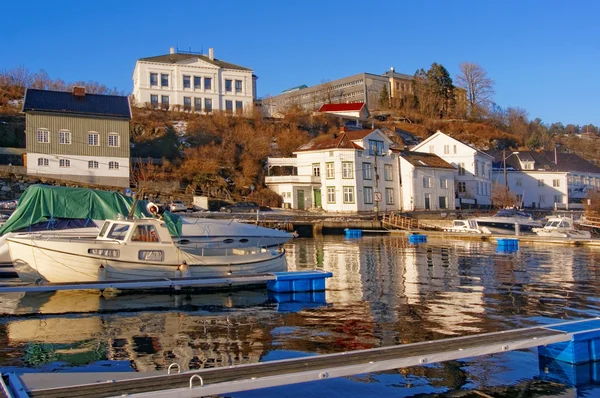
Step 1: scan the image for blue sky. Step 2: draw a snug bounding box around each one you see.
[2,0,599,127]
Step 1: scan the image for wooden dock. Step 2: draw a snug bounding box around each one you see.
[4,318,600,398]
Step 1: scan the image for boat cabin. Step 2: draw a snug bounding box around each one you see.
[97,219,172,244]
[543,217,574,230]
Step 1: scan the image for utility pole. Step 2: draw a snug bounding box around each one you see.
[374,150,379,221]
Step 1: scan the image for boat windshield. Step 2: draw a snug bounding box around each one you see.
[495,209,532,218]
[106,223,131,241]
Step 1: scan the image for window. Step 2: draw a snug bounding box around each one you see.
[88,160,99,169]
[235,80,242,93]
[453,145,457,154]
[194,97,202,111]
[386,188,394,205]
[225,100,233,113]
[458,163,465,176]
[357,151,362,158]
[38,158,49,167]
[225,79,232,92]
[538,179,545,187]
[88,133,99,146]
[150,73,158,86]
[160,73,169,87]
[363,163,373,180]
[327,187,336,203]
[516,178,522,186]
[109,161,119,170]
[384,164,393,181]
[439,196,448,209]
[194,76,201,89]
[235,101,243,114]
[326,162,334,179]
[342,162,353,178]
[150,94,158,108]
[481,163,485,177]
[59,159,70,168]
[108,134,120,147]
[138,250,164,261]
[553,179,560,187]
[368,140,384,156]
[516,194,523,203]
[59,130,71,144]
[475,160,479,176]
[204,98,212,112]
[554,195,563,204]
[204,77,212,90]
[161,95,169,109]
[539,195,546,203]
[457,181,466,193]
[133,225,160,243]
[364,187,373,204]
[429,145,434,153]
[440,178,448,189]
[343,187,355,203]
[183,97,191,111]
[423,176,431,188]
[183,75,190,88]
[312,163,320,177]
[36,129,49,143]
[444,145,450,154]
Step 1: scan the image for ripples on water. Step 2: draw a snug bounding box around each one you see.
[1,235,600,397]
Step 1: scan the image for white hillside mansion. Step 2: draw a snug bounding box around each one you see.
[266,128,401,213]
[411,131,494,208]
[132,47,256,114]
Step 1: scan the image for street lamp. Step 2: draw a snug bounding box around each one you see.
[502,150,519,206]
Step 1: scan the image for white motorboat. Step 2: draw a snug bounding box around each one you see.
[0,185,294,264]
[445,219,491,234]
[7,217,287,283]
[472,208,543,234]
[532,216,591,239]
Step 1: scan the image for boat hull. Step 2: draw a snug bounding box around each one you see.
[7,238,287,283]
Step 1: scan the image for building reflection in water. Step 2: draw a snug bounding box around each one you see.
[0,234,598,396]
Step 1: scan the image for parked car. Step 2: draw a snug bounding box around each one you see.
[168,200,187,213]
[220,201,260,213]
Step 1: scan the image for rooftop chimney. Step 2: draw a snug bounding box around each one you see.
[208,48,214,60]
[72,86,85,97]
[169,47,175,54]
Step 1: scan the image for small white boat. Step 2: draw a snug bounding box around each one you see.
[532,216,592,239]
[7,217,287,283]
[445,219,491,234]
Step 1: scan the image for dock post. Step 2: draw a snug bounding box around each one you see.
[515,222,520,236]
[313,221,323,236]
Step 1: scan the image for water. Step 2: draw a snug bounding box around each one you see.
[2,235,600,397]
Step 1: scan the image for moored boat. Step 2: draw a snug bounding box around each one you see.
[471,208,543,234]
[532,216,591,239]
[7,217,287,283]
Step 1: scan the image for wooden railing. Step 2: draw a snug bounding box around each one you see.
[381,212,420,230]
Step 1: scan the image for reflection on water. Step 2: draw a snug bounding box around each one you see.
[2,235,600,396]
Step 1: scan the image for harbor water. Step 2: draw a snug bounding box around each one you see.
[2,234,600,397]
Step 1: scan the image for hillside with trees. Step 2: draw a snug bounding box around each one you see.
[1,63,599,205]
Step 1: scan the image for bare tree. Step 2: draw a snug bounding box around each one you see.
[455,62,494,119]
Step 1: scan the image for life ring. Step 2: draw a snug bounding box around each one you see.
[147,202,159,215]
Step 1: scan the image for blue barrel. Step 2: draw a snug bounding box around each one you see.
[496,238,519,252]
[345,229,362,238]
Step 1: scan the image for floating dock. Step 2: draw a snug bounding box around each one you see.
[3,318,600,398]
[0,270,333,294]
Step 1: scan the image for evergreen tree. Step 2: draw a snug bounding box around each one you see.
[379,84,389,110]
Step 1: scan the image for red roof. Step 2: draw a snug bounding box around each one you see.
[318,102,365,113]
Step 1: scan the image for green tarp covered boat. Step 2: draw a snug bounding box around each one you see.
[0,185,182,237]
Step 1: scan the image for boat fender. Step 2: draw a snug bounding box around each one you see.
[178,261,190,277]
[98,264,106,281]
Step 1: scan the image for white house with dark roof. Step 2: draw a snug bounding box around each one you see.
[22,87,131,187]
[398,152,457,211]
[489,150,600,209]
[411,131,494,207]
[132,47,256,114]
[266,128,401,212]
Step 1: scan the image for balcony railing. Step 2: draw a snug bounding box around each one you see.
[267,158,298,167]
[265,175,320,184]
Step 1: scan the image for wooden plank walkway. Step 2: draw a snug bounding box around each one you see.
[7,318,600,398]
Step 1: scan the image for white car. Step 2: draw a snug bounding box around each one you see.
[168,200,187,212]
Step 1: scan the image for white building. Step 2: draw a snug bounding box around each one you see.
[489,150,600,209]
[132,47,256,114]
[411,131,494,207]
[398,152,456,211]
[266,128,401,212]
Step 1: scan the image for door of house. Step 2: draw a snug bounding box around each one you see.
[298,190,305,210]
[424,193,431,210]
[313,189,322,208]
